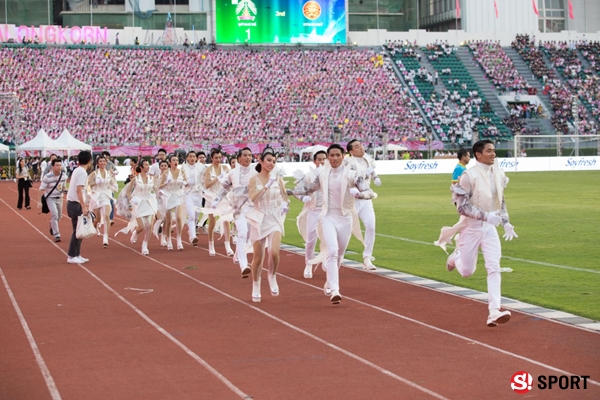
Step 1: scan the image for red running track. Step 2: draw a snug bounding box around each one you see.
[0,181,599,400]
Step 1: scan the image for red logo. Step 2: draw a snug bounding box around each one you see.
[511,371,533,394]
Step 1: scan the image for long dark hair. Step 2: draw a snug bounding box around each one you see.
[17,157,25,173]
[255,147,275,173]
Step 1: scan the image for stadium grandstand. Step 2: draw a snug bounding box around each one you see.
[0,0,599,158]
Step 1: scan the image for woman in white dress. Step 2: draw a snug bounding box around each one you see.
[247,147,290,303]
[126,159,158,255]
[158,154,187,250]
[88,155,118,247]
[203,149,232,256]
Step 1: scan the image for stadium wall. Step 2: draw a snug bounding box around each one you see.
[111,156,600,181]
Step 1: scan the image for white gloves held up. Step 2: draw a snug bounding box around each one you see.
[374,177,382,186]
[265,175,277,189]
[503,223,518,241]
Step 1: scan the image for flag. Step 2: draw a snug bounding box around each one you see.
[568,0,574,19]
[455,0,461,19]
[494,0,499,18]
[532,0,539,16]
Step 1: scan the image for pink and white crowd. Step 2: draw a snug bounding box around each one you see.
[468,40,529,93]
[0,47,429,147]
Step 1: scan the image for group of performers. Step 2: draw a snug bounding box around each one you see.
[75,138,518,324]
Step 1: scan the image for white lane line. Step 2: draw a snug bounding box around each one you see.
[283,216,600,275]
[278,274,600,387]
[0,198,250,400]
[0,268,62,400]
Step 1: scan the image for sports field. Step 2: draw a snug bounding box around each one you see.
[283,171,600,321]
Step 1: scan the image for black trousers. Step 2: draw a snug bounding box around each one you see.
[67,201,83,258]
[17,179,30,209]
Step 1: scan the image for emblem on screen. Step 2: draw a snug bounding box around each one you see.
[236,0,257,21]
[303,1,322,20]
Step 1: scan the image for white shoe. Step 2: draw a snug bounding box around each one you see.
[330,290,342,304]
[191,237,198,247]
[208,241,215,256]
[160,235,167,247]
[67,257,80,264]
[167,241,173,251]
[241,266,251,279]
[303,264,313,279]
[267,273,279,297]
[141,242,149,256]
[78,256,89,263]
[103,234,109,248]
[487,309,511,327]
[233,253,239,264]
[224,241,234,257]
[177,238,183,251]
[324,281,332,296]
[130,230,138,244]
[363,258,376,270]
[446,249,458,272]
[252,279,261,303]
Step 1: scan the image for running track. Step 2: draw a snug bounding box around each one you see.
[1,182,598,400]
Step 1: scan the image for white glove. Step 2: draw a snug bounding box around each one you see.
[265,175,277,189]
[503,223,518,241]
[302,196,312,203]
[349,187,360,198]
[374,177,382,186]
[95,176,103,185]
[280,202,289,216]
[485,211,502,227]
[365,166,374,175]
[211,199,220,209]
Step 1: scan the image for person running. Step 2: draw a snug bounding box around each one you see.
[39,158,67,242]
[346,139,381,270]
[211,147,256,278]
[295,150,326,279]
[246,147,289,302]
[158,154,187,250]
[445,140,518,327]
[203,148,232,256]
[182,151,206,246]
[66,151,93,264]
[288,144,377,305]
[122,159,158,255]
[88,155,118,248]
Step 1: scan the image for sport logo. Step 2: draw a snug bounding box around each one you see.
[511,371,533,394]
[303,1,322,20]
[236,0,257,21]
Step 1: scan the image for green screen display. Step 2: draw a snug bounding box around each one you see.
[215,0,347,44]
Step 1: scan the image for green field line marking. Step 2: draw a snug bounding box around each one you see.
[284,218,600,275]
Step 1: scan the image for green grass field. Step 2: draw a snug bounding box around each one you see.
[282,171,600,321]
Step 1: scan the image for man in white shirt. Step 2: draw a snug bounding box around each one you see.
[446,140,518,327]
[149,148,167,177]
[295,150,326,279]
[66,150,93,264]
[346,139,381,270]
[39,158,67,242]
[182,151,206,246]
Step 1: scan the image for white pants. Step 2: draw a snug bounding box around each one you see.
[47,197,63,237]
[235,209,250,269]
[355,198,376,259]
[185,192,203,240]
[321,213,353,293]
[455,220,502,310]
[305,209,321,265]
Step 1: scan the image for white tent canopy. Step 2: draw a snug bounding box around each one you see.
[298,145,328,155]
[54,129,92,151]
[373,143,409,160]
[18,129,64,152]
[0,143,9,152]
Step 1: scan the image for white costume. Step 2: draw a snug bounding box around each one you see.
[446,160,517,326]
[213,163,257,276]
[88,169,117,210]
[346,154,380,267]
[295,166,324,278]
[182,162,206,243]
[291,162,377,304]
[162,168,187,211]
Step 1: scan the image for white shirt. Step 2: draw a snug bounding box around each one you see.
[67,166,88,203]
[327,166,344,216]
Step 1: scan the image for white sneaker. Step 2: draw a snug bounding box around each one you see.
[323,281,332,296]
[446,249,458,272]
[191,237,198,247]
[160,235,167,247]
[208,241,215,256]
[330,291,342,304]
[67,257,80,264]
[78,256,89,263]
[241,266,251,279]
[224,241,234,257]
[487,309,511,327]
[267,273,279,297]
[363,258,376,270]
[303,264,313,279]
[252,279,261,303]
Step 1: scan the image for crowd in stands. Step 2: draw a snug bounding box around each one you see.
[467,40,529,92]
[0,47,429,147]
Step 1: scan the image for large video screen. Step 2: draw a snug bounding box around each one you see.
[215,0,347,44]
